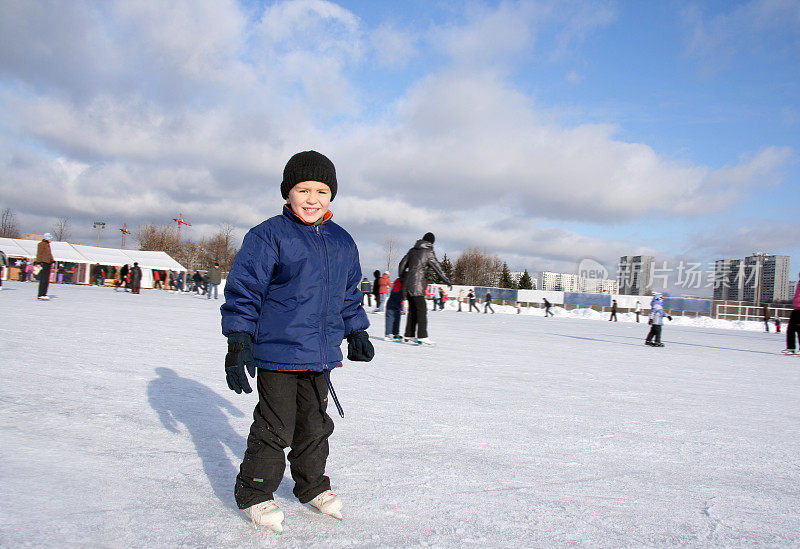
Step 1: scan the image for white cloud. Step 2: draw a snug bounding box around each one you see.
[434,1,539,69]
[371,24,418,69]
[336,71,792,223]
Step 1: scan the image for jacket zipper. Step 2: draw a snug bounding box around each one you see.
[315,225,344,418]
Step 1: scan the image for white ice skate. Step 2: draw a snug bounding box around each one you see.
[37,296,50,300]
[403,336,418,344]
[384,335,395,341]
[308,490,342,520]
[416,337,436,345]
[243,500,285,533]
[781,349,796,355]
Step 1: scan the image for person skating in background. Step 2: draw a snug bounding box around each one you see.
[763,305,771,333]
[782,272,800,355]
[0,249,7,291]
[25,260,34,282]
[432,286,442,311]
[207,261,222,300]
[543,298,554,317]
[371,269,382,312]
[130,262,142,294]
[634,300,642,323]
[457,288,465,312]
[221,150,373,533]
[468,288,478,312]
[775,316,782,333]
[609,299,618,322]
[360,276,372,307]
[35,233,54,300]
[645,294,672,347]
[120,264,130,292]
[484,290,495,314]
[377,270,391,312]
[191,270,202,294]
[398,232,451,345]
[440,288,448,310]
[384,277,405,341]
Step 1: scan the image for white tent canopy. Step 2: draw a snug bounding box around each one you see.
[121,249,186,271]
[0,237,32,259]
[71,244,138,267]
[0,238,186,286]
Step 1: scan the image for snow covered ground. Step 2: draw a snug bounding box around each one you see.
[1,280,799,547]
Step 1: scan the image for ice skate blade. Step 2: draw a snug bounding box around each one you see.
[309,491,342,520]
[313,508,343,520]
[257,522,284,534]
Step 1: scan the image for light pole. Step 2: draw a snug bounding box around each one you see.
[93,221,106,247]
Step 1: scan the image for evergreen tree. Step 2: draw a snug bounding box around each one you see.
[440,253,453,281]
[426,263,444,284]
[499,262,515,289]
[518,269,533,290]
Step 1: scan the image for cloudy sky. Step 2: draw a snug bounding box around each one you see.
[1,0,798,293]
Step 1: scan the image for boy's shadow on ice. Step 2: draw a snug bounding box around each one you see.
[147,367,258,511]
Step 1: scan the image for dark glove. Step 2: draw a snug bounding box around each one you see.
[648,319,652,325]
[346,331,374,362]
[225,333,256,394]
[667,316,673,321]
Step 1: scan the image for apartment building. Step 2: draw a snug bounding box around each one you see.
[617,255,654,295]
[538,271,617,293]
[713,253,791,303]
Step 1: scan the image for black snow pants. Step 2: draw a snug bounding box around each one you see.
[404,295,429,339]
[235,370,334,509]
[646,324,662,344]
[37,263,51,297]
[787,309,800,351]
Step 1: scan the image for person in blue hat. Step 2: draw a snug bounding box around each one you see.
[645,294,672,347]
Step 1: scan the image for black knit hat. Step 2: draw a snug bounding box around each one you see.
[423,232,435,243]
[281,150,338,200]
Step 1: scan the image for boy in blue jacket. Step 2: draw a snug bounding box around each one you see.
[221,150,373,532]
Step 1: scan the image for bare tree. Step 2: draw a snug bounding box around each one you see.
[1,208,21,238]
[136,223,182,257]
[135,222,241,272]
[51,217,71,241]
[384,235,399,274]
[200,223,238,271]
[453,247,503,286]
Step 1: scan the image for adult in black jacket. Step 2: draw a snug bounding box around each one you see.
[372,269,382,310]
[398,232,451,344]
[130,262,142,294]
[120,263,130,291]
[484,291,495,314]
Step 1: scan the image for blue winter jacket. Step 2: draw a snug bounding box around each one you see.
[221,206,369,372]
[649,303,669,326]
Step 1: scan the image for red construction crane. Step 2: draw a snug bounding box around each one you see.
[173,213,192,247]
[119,223,131,249]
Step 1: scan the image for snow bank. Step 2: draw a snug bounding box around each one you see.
[442,300,766,331]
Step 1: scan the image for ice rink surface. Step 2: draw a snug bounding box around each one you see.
[1,280,799,547]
